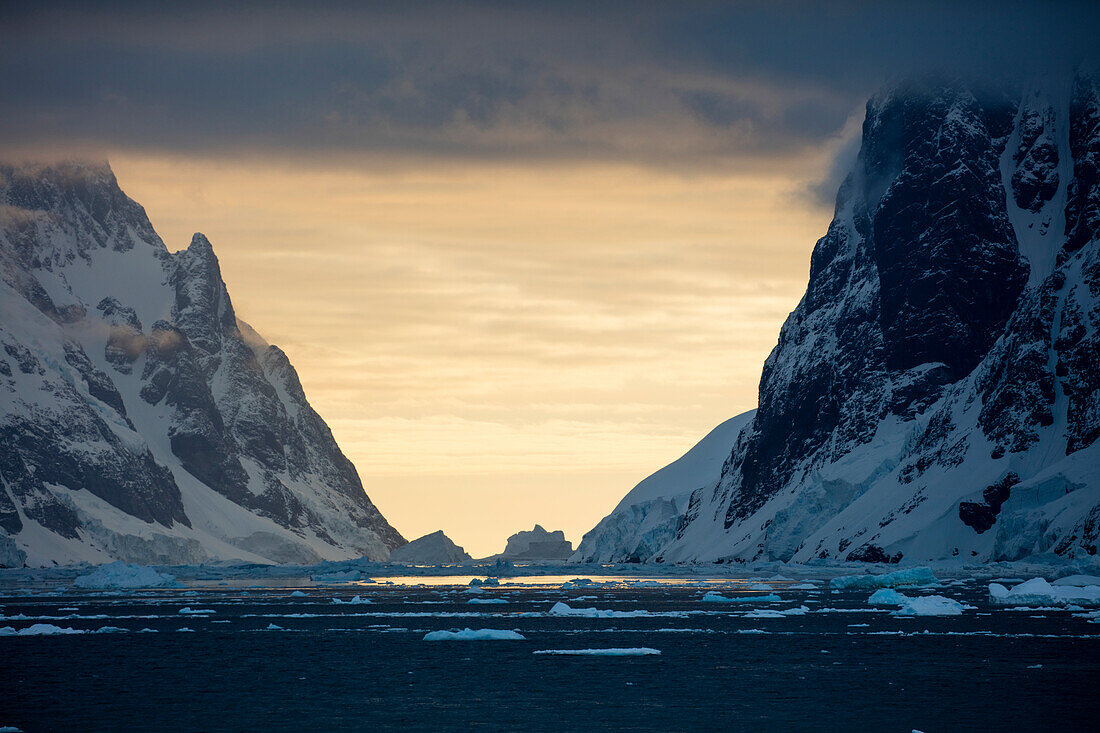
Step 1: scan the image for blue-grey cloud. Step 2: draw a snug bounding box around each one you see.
[1,0,1097,169]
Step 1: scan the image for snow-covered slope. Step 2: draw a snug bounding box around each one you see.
[572,411,754,562]
[582,75,1100,565]
[0,162,405,566]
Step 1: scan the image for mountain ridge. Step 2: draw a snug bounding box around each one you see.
[0,161,404,566]
[579,75,1100,564]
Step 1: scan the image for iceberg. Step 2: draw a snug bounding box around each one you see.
[310,570,371,582]
[830,568,937,590]
[72,562,177,590]
[422,628,526,641]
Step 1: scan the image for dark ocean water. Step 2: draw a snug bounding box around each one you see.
[2,579,1098,731]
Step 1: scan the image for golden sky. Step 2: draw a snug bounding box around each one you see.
[111,152,835,557]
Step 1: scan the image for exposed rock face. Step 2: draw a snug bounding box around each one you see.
[389,530,471,564]
[580,75,1100,564]
[0,162,404,565]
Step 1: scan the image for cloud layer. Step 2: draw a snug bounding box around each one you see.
[5,1,1095,168]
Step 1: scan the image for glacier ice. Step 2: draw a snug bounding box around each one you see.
[830,568,937,590]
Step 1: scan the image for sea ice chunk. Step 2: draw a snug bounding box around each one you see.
[72,562,177,590]
[422,628,525,641]
[868,589,908,605]
[332,595,372,605]
[467,598,508,605]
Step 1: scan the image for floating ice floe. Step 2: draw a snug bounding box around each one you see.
[532,648,660,656]
[467,598,508,605]
[178,607,215,615]
[830,567,936,591]
[548,602,650,618]
[289,591,307,598]
[267,623,284,630]
[422,628,525,641]
[788,583,817,590]
[989,578,1100,607]
[332,595,372,605]
[72,562,177,590]
[702,592,782,603]
[867,590,967,616]
[0,623,84,636]
[742,606,810,619]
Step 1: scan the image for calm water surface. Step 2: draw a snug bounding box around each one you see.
[2,578,1098,731]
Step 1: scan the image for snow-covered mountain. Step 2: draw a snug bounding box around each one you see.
[0,162,405,566]
[581,75,1100,564]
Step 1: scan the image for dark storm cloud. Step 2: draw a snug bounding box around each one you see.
[1,0,1098,166]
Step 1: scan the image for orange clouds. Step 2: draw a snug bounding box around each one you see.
[111,152,832,556]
